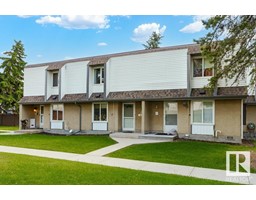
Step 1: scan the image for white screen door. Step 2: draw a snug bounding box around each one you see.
[123,103,135,131]
[164,102,178,132]
[40,105,44,128]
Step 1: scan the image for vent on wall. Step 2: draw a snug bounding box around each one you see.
[227,136,234,140]
[199,89,206,95]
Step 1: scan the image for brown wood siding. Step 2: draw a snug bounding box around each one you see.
[177,101,190,134]
[215,100,241,137]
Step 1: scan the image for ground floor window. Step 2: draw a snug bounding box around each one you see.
[52,104,63,121]
[93,103,107,121]
[164,102,178,125]
[192,101,213,124]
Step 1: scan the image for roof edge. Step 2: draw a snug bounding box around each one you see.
[26,43,199,68]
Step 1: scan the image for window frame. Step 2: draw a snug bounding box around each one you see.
[51,104,64,121]
[192,57,213,78]
[191,100,214,125]
[92,103,108,122]
[93,67,104,85]
[52,72,59,87]
[164,102,178,126]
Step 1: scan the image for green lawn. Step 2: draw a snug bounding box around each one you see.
[0,126,19,131]
[108,140,256,172]
[0,152,232,185]
[0,134,116,154]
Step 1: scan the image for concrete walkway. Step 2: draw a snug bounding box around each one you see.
[0,130,25,135]
[0,137,255,185]
[87,137,169,156]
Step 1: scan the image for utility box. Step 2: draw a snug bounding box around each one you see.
[30,118,35,129]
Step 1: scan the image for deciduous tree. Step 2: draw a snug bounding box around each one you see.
[196,15,256,92]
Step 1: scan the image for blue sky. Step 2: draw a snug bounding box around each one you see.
[0,15,210,65]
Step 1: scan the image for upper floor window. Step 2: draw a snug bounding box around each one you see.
[94,67,104,84]
[193,57,213,77]
[53,72,58,87]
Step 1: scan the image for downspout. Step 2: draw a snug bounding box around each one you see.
[44,69,48,101]
[86,64,90,99]
[254,85,256,101]
[104,63,107,98]
[187,53,191,97]
[58,68,61,101]
[187,53,192,135]
[254,59,256,101]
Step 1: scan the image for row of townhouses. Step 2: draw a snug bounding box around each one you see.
[19,43,256,143]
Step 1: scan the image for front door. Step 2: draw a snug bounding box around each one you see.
[40,105,44,128]
[123,103,135,131]
[164,102,178,133]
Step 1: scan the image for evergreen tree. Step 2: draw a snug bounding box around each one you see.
[0,40,26,113]
[143,31,163,49]
[196,15,256,92]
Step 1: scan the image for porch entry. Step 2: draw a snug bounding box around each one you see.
[164,102,178,132]
[40,105,44,128]
[122,103,135,131]
[50,104,64,129]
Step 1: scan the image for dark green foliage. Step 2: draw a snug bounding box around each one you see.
[0,40,26,113]
[143,31,163,49]
[196,15,256,92]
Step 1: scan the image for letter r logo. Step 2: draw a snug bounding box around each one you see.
[226,151,250,176]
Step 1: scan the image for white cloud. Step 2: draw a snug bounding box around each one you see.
[179,15,212,33]
[36,15,110,30]
[97,42,107,46]
[36,54,42,58]
[17,15,32,18]
[121,15,131,19]
[131,23,166,43]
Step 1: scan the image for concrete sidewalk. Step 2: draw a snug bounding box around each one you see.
[0,144,255,184]
[86,137,169,156]
[0,130,25,135]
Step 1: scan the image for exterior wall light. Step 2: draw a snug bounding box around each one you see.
[33,107,38,114]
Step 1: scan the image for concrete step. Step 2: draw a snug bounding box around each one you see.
[139,134,175,141]
[110,132,142,139]
[15,129,43,134]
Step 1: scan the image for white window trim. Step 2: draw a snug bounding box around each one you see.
[191,100,215,125]
[51,104,64,122]
[93,67,104,85]
[40,105,44,128]
[92,102,108,122]
[122,103,135,131]
[52,72,59,88]
[192,56,213,78]
[163,102,178,127]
